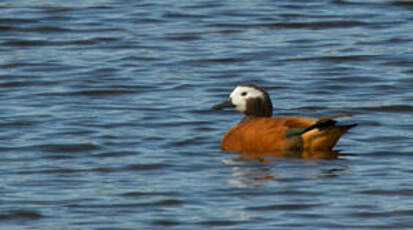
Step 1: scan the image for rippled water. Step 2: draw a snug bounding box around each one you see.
[1,0,413,229]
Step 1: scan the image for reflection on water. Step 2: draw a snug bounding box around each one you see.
[223,159,279,187]
[239,149,339,160]
[223,153,348,187]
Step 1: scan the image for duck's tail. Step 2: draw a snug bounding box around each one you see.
[300,119,357,151]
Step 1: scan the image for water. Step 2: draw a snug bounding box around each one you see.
[0,0,412,229]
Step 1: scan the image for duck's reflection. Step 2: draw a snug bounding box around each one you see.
[223,150,347,187]
[224,164,278,188]
[239,149,339,160]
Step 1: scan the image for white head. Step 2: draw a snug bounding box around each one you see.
[213,84,273,117]
[229,85,266,113]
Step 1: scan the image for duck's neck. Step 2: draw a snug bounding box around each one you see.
[241,115,269,122]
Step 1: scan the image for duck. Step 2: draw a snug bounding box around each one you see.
[212,84,357,155]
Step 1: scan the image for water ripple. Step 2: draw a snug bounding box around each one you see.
[0,211,44,221]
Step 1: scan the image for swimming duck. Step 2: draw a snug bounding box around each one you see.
[213,84,356,154]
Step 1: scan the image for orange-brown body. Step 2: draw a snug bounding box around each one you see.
[221,116,351,154]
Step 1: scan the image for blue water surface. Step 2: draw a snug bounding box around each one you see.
[0,0,413,229]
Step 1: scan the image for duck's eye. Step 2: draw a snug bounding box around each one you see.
[241,92,248,97]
